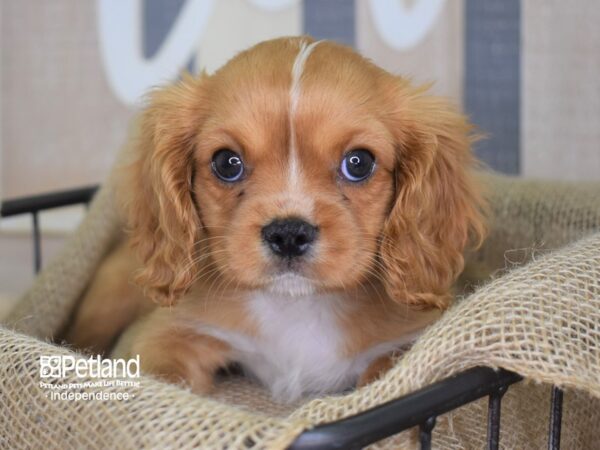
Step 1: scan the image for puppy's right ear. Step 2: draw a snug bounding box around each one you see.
[118,74,209,306]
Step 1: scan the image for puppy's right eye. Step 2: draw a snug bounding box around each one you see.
[211,149,244,182]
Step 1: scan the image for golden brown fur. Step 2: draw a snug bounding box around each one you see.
[67,37,486,399]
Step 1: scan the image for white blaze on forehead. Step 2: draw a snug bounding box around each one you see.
[287,40,321,195]
[290,40,321,116]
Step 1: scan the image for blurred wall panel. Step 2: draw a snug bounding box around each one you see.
[2,0,599,203]
[465,0,520,174]
[522,0,600,180]
[304,0,354,46]
[194,0,301,74]
[356,0,464,103]
[1,0,133,198]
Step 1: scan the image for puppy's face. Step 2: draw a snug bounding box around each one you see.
[194,41,396,296]
[125,37,486,307]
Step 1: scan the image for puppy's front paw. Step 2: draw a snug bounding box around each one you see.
[144,359,216,394]
[143,338,230,394]
[115,318,231,395]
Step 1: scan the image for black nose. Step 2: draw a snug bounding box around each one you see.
[261,218,318,258]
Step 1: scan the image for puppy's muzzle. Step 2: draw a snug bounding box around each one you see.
[261,218,318,259]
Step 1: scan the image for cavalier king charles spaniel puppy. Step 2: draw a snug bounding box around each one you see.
[67,37,486,401]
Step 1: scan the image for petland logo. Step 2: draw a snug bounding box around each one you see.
[39,355,140,379]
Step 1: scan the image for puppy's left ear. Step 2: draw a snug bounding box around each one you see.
[380,82,487,310]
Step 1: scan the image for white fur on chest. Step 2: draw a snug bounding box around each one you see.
[244,290,353,401]
[194,290,409,402]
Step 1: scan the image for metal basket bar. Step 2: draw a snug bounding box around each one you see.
[1,185,98,273]
[548,387,563,450]
[0,186,98,217]
[419,416,436,450]
[31,211,41,273]
[288,367,522,450]
[487,384,508,450]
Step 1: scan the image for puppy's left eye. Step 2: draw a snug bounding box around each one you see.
[340,149,375,182]
[211,149,244,182]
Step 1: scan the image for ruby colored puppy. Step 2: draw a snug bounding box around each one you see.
[68,37,486,401]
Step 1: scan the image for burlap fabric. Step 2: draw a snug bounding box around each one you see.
[1,173,599,449]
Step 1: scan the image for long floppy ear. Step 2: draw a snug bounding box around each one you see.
[380,82,487,310]
[118,74,208,306]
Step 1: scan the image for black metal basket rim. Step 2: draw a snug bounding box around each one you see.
[0,185,99,217]
[288,366,522,450]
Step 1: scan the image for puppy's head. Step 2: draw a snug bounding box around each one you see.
[122,37,486,308]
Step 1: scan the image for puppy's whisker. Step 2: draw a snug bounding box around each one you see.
[179,249,231,275]
[200,225,242,229]
[190,233,254,250]
[191,235,228,246]
[183,263,223,284]
[206,268,238,300]
[190,271,220,293]
[355,273,388,312]
[362,271,390,312]
[183,249,229,269]
[183,255,219,278]
[220,271,243,299]
[189,248,230,263]
[200,266,222,298]
[364,259,391,283]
